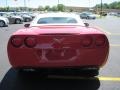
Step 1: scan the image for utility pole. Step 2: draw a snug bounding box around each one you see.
[6,0,8,7]
[24,0,27,11]
[24,0,26,7]
[58,0,59,5]
[89,0,90,11]
[100,0,103,17]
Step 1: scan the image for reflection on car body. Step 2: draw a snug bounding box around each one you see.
[7,12,109,77]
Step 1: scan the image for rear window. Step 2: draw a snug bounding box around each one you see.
[37,17,78,24]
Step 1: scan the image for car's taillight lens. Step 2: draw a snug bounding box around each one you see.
[11,37,23,47]
[96,36,105,46]
[25,37,36,47]
[82,36,92,47]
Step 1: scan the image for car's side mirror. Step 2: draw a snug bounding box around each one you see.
[24,24,30,28]
[84,23,89,27]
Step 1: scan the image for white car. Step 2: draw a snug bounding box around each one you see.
[0,16,9,27]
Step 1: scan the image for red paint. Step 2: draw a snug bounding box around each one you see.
[7,25,109,69]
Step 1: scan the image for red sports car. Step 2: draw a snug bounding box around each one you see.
[7,13,109,76]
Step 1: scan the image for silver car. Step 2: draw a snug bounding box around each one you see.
[0,12,23,24]
[0,16,9,27]
[12,12,33,22]
[80,12,96,19]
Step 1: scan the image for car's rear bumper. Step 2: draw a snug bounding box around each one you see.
[17,66,99,76]
[8,47,109,69]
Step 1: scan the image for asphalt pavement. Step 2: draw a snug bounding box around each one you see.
[0,16,120,90]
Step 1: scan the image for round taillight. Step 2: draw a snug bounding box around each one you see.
[82,36,92,47]
[25,37,36,47]
[11,37,23,47]
[96,36,105,46]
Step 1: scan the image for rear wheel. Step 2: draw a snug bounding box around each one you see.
[0,20,5,27]
[93,17,96,20]
[15,19,21,24]
[86,16,89,19]
[25,18,30,22]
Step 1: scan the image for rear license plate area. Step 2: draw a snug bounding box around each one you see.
[46,49,76,60]
[37,49,76,60]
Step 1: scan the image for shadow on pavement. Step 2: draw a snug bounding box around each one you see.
[0,68,100,90]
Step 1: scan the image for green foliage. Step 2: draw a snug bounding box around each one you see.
[0,7,9,12]
[69,9,73,12]
[51,6,58,11]
[0,1,120,12]
[0,3,65,12]
[44,5,51,11]
[57,4,65,12]
[37,4,65,12]
[95,1,120,9]
[38,6,44,11]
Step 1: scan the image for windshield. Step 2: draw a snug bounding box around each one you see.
[37,17,77,24]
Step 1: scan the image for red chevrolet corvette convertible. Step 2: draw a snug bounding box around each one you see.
[7,12,109,76]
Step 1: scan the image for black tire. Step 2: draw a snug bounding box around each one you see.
[25,18,30,22]
[0,20,5,27]
[15,19,21,24]
[86,16,89,19]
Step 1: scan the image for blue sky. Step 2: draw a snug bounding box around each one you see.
[0,0,119,8]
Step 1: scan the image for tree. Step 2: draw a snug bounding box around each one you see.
[69,9,73,12]
[38,6,44,11]
[94,1,120,9]
[116,2,120,9]
[6,7,10,11]
[103,3,109,9]
[57,4,65,12]
[51,6,58,11]
[44,5,50,11]
[109,2,118,9]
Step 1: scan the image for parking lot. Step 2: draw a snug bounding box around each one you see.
[0,16,120,90]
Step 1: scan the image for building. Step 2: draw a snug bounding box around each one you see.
[65,6,89,12]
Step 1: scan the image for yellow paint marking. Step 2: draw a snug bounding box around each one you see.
[94,26,111,35]
[99,77,120,81]
[110,44,120,47]
[48,76,120,82]
[98,77,120,82]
